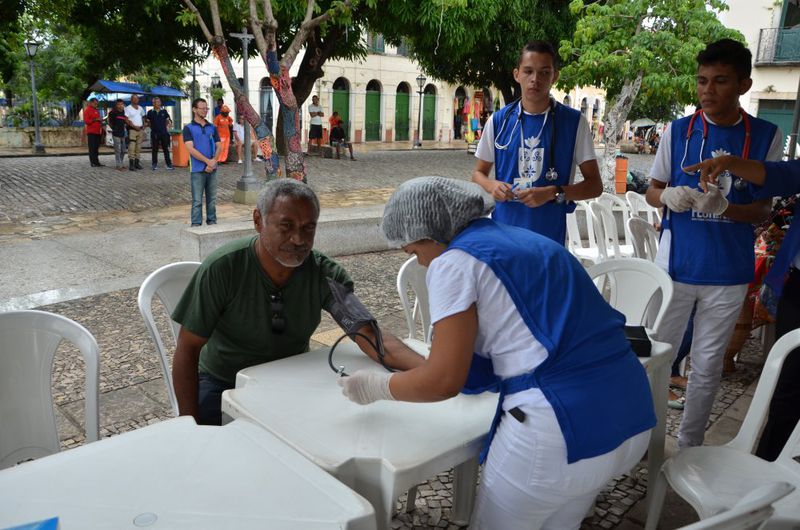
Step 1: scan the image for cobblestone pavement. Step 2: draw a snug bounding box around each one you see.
[0,150,657,224]
[40,247,762,530]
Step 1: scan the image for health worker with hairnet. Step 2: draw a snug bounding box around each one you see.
[338,176,655,530]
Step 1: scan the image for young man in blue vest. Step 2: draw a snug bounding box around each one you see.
[183,98,221,227]
[472,40,602,245]
[646,39,783,449]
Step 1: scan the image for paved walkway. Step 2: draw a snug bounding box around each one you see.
[0,149,763,529]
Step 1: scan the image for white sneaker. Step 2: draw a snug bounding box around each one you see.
[237,160,243,164]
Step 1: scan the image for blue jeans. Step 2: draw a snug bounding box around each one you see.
[190,170,217,225]
[197,372,232,426]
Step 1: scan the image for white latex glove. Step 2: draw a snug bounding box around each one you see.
[660,186,699,213]
[692,183,729,216]
[338,370,395,405]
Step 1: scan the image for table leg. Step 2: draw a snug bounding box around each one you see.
[646,359,668,510]
[451,456,478,526]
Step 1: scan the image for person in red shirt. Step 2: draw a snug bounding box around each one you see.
[84,98,104,167]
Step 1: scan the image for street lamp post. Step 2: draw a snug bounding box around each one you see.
[211,72,220,102]
[229,28,260,204]
[414,74,426,148]
[23,40,45,154]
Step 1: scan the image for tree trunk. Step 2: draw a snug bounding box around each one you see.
[599,71,644,192]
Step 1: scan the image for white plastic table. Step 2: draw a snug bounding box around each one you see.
[0,417,375,530]
[222,342,497,530]
[222,338,671,529]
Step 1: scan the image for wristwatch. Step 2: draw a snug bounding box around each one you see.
[554,185,566,205]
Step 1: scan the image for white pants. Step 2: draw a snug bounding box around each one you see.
[654,281,748,449]
[470,400,650,530]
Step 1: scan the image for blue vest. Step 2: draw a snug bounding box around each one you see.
[490,101,582,245]
[183,121,219,173]
[449,219,656,464]
[663,113,776,285]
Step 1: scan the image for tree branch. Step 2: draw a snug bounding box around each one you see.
[181,0,214,42]
[282,0,352,68]
[208,0,224,38]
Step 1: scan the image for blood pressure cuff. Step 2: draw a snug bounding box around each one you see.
[326,278,377,335]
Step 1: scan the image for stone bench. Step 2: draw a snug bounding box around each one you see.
[181,204,389,261]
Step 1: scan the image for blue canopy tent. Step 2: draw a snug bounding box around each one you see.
[86,79,187,129]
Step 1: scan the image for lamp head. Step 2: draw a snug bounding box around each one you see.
[23,40,40,59]
[416,74,427,90]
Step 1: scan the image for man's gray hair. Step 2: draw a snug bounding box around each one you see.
[257,179,320,217]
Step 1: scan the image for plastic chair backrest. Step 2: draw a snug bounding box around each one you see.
[626,190,662,225]
[587,258,674,332]
[396,256,432,343]
[137,262,201,416]
[597,192,633,245]
[678,482,795,530]
[589,201,623,260]
[727,328,800,457]
[0,310,100,470]
[567,201,598,251]
[627,217,660,262]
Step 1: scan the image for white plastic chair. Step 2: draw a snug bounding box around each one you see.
[396,255,432,348]
[589,201,635,260]
[0,310,100,470]
[626,190,662,225]
[596,192,633,245]
[678,482,795,530]
[566,201,603,265]
[628,216,660,262]
[645,328,800,530]
[587,258,674,331]
[137,261,201,416]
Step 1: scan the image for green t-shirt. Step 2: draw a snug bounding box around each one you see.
[172,236,353,385]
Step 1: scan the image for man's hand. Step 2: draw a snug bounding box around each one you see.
[660,186,700,213]
[487,180,514,202]
[206,159,218,170]
[685,155,734,191]
[691,183,729,216]
[516,186,555,208]
[338,370,394,405]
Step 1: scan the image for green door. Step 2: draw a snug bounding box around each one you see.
[332,90,350,138]
[423,93,436,141]
[395,93,409,141]
[758,99,795,151]
[365,91,381,141]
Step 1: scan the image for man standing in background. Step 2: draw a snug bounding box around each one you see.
[84,98,104,167]
[146,97,174,170]
[308,95,324,154]
[125,94,146,171]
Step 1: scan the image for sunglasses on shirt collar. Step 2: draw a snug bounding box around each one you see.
[270,292,286,334]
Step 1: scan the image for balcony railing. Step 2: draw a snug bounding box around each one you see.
[756,27,800,65]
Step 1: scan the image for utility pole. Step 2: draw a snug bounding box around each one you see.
[230,28,260,204]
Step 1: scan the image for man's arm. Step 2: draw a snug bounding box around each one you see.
[352,327,426,371]
[719,199,772,224]
[515,159,603,207]
[172,327,209,421]
[472,159,513,201]
[184,140,212,166]
[646,178,668,207]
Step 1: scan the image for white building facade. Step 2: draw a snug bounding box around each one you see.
[722,0,800,151]
[181,33,606,145]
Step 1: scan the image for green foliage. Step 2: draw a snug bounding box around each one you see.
[371,0,576,104]
[559,0,745,109]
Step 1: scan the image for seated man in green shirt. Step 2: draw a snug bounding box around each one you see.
[172,179,424,425]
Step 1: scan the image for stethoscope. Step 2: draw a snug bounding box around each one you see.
[679,108,751,192]
[494,98,559,182]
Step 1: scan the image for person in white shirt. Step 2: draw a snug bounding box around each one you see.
[124,94,146,171]
[233,115,259,163]
[307,95,324,154]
